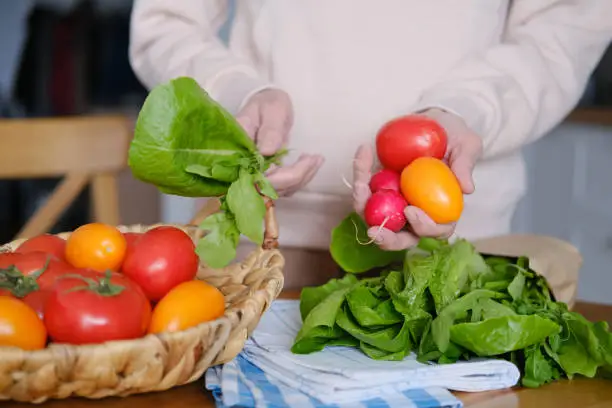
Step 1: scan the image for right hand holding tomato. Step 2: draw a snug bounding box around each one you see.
[352,110,482,251]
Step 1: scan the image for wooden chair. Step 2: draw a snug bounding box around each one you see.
[0,115,132,240]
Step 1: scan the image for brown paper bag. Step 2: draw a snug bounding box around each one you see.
[473,234,583,309]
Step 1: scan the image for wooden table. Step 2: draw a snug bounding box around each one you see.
[4,293,612,408]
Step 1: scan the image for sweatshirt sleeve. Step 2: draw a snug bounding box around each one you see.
[129,0,271,114]
[412,0,612,159]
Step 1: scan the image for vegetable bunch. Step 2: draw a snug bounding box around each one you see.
[128,77,284,268]
[364,115,462,233]
[295,218,612,388]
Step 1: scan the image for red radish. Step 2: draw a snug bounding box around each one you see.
[364,190,408,232]
[369,169,401,193]
[376,115,447,172]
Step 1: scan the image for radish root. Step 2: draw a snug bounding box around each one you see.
[352,217,388,245]
[341,174,353,190]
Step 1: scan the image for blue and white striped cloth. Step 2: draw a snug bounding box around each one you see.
[205,355,462,408]
[204,300,519,408]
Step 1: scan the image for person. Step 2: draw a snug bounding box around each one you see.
[129,1,612,288]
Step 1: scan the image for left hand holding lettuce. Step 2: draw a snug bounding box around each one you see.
[235,88,325,197]
[128,77,287,268]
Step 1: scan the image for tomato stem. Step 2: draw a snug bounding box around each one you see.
[0,265,40,297]
[61,271,125,297]
[30,257,51,280]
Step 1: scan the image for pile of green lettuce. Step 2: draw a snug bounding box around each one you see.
[292,213,612,388]
[128,77,284,268]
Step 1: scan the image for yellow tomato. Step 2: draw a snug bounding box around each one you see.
[400,157,463,224]
[0,296,47,350]
[148,280,225,334]
[65,223,127,272]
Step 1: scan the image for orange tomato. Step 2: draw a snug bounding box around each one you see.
[0,296,47,350]
[400,157,463,224]
[65,223,127,272]
[148,280,225,334]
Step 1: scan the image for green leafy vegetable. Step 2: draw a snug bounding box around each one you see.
[299,274,358,320]
[129,77,255,197]
[226,170,266,244]
[195,210,240,269]
[292,283,355,354]
[330,213,404,273]
[128,77,286,268]
[294,237,612,389]
[450,315,560,356]
[254,172,278,199]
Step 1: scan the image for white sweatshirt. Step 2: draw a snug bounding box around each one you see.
[129,0,612,250]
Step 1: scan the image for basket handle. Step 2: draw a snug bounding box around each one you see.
[189,197,279,250]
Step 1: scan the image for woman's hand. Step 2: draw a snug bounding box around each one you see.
[352,108,483,251]
[236,89,324,196]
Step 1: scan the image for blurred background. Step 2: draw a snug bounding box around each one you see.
[1,0,612,303]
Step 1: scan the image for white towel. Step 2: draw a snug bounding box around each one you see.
[243,300,520,405]
[206,355,464,408]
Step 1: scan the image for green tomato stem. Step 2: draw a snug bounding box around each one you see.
[61,270,125,297]
[0,265,40,297]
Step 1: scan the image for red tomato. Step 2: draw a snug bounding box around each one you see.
[0,252,75,319]
[121,226,199,302]
[21,290,51,321]
[376,115,447,172]
[0,252,72,292]
[123,232,143,255]
[16,234,67,262]
[44,270,151,345]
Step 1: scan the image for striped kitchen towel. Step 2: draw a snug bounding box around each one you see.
[205,354,463,408]
[243,300,518,404]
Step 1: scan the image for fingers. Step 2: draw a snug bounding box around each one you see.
[257,111,290,156]
[404,207,455,238]
[419,108,482,195]
[235,91,293,156]
[237,91,319,197]
[352,144,374,214]
[353,182,371,216]
[367,227,419,251]
[365,207,454,252]
[266,154,324,196]
[255,96,293,156]
[235,104,260,139]
[448,143,480,194]
[353,144,374,184]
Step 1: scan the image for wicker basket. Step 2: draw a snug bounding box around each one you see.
[0,198,285,403]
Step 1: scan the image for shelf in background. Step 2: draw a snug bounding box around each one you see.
[567,107,612,126]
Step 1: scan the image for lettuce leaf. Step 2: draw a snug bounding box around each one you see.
[128,77,284,268]
[129,77,257,197]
